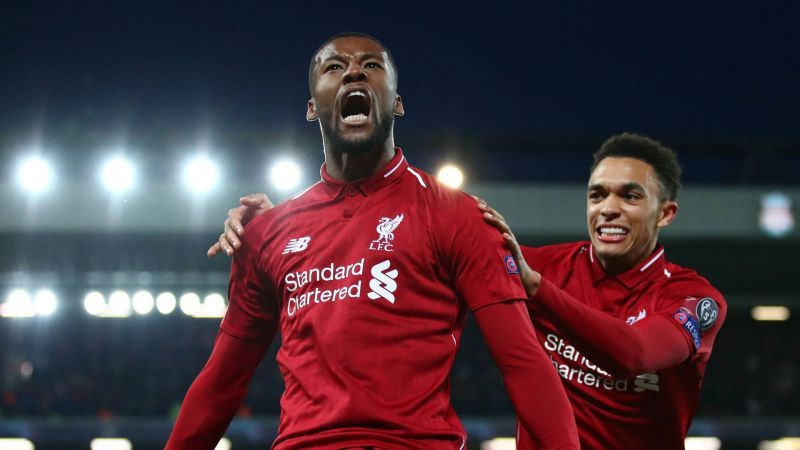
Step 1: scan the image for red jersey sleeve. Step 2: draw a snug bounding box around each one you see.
[433,191,527,311]
[220,220,280,340]
[655,278,727,360]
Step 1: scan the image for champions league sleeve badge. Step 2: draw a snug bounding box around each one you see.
[696,297,719,331]
[673,307,701,350]
[504,256,520,274]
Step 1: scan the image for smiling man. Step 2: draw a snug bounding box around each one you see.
[166,33,578,450]
[479,133,727,449]
[212,133,727,449]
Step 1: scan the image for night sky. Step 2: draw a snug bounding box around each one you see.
[2,1,799,163]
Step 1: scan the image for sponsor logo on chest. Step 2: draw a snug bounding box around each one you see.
[544,332,661,394]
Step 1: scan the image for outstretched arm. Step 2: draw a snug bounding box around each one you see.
[165,328,275,449]
[478,200,691,378]
[475,300,579,450]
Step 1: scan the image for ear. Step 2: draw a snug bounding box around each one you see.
[306,98,318,121]
[657,200,678,228]
[393,95,404,117]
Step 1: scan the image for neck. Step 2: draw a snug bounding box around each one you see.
[597,240,659,275]
[322,135,396,182]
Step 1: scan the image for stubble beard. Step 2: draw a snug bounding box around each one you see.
[322,111,394,156]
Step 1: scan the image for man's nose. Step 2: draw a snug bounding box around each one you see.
[343,62,366,83]
[600,197,621,217]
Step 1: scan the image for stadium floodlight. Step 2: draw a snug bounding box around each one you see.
[480,437,516,450]
[100,156,136,193]
[15,155,54,194]
[84,291,106,316]
[182,155,220,194]
[131,290,155,315]
[179,292,202,316]
[1,289,36,318]
[436,164,464,189]
[106,290,132,317]
[269,158,302,192]
[194,293,227,318]
[33,289,58,316]
[89,438,132,450]
[685,437,721,450]
[0,438,35,450]
[214,437,232,450]
[156,292,177,314]
[759,438,800,450]
[752,306,791,321]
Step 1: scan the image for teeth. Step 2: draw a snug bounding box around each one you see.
[343,113,368,123]
[348,91,366,97]
[599,227,627,235]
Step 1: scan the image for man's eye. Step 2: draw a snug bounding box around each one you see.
[588,192,602,200]
[325,64,343,72]
[365,62,381,69]
[624,193,640,200]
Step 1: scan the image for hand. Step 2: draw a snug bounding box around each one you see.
[207,193,274,257]
[474,197,541,298]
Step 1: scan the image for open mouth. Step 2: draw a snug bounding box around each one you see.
[596,225,630,242]
[340,90,371,124]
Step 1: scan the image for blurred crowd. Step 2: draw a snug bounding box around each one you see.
[1,308,796,419]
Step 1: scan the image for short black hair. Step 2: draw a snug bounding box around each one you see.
[307,32,398,95]
[592,132,682,201]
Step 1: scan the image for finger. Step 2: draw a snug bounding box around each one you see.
[483,211,512,235]
[218,233,234,257]
[485,205,506,223]
[224,224,241,249]
[207,242,222,257]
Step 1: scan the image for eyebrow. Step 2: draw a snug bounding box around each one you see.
[587,182,646,191]
[320,52,385,64]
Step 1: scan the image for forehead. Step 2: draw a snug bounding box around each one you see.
[589,157,658,189]
[315,36,389,63]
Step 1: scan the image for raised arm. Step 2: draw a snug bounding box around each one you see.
[475,300,579,449]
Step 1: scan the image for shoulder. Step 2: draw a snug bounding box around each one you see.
[522,241,589,268]
[661,261,727,308]
[241,182,325,245]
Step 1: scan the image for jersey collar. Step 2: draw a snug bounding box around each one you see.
[587,244,667,290]
[319,148,409,198]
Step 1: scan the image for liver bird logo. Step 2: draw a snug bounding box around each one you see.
[376,214,404,243]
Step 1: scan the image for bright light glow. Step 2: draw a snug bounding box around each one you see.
[752,306,791,321]
[100,156,136,193]
[193,293,227,318]
[156,292,177,314]
[685,436,722,450]
[1,289,35,318]
[183,155,220,194]
[214,437,232,450]
[16,155,54,193]
[480,437,516,450]
[89,438,132,450]
[105,290,132,317]
[84,291,106,316]
[0,438,35,450]
[436,165,464,189]
[269,159,302,191]
[33,289,57,316]
[179,292,202,316]
[759,437,800,450]
[131,290,155,315]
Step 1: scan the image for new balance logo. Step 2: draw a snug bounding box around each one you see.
[367,260,398,304]
[282,236,311,254]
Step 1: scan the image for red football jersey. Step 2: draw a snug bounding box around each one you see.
[518,242,726,450]
[222,149,527,450]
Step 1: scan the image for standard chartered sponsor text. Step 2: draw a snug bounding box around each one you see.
[545,333,660,393]
[285,259,365,317]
